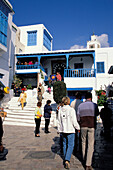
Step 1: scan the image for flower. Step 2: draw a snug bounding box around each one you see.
[95,90,107,106]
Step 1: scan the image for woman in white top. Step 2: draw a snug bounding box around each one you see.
[58,96,80,169]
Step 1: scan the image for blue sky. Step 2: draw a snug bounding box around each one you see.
[9,0,113,50]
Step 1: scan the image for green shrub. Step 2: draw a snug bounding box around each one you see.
[95,90,107,106]
[53,81,67,104]
[27,84,32,89]
[13,75,22,87]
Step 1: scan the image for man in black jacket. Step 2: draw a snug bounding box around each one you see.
[44,100,52,133]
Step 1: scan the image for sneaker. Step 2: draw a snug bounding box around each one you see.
[65,161,70,169]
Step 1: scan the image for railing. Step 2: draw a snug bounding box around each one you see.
[64,68,96,78]
[16,64,45,72]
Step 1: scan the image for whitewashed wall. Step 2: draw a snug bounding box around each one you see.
[95,47,113,90]
[69,56,93,69]
[19,24,52,53]
[64,77,95,89]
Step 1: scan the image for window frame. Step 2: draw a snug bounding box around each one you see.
[27,30,37,46]
[96,62,105,73]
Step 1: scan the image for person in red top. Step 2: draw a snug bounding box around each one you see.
[56,72,62,81]
[29,61,33,65]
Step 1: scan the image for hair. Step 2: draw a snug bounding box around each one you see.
[47,100,51,105]
[85,92,92,99]
[75,92,81,99]
[37,101,42,107]
[61,96,70,106]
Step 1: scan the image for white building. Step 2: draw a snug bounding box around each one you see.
[18,24,53,53]
[0,0,16,88]
[15,24,113,103]
[15,24,53,86]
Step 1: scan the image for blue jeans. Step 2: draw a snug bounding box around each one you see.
[62,133,75,162]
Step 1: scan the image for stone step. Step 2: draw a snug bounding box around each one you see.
[5,111,56,118]
[3,87,57,127]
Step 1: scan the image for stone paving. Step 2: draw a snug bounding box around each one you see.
[0,122,113,170]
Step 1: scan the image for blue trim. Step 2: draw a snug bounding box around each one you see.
[93,52,96,77]
[38,56,41,64]
[67,88,93,91]
[96,62,105,73]
[66,54,69,69]
[17,55,39,58]
[16,51,95,58]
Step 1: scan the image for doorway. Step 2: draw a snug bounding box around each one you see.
[74,63,83,69]
[52,61,66,80]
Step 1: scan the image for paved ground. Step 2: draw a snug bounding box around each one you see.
[0,122,113,170]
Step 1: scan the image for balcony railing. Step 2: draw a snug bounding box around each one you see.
[16,64,45,72]
[64,68,96,78]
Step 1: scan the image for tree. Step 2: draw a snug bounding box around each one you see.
[53,81,67,104]
[13,75,22,87]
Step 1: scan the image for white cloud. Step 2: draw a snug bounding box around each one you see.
[69,33,109,50]
[96,34,109,47]
[70,44,85,50]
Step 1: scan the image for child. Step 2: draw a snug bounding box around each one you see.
[34,102,42,137]
[44,100,52,133]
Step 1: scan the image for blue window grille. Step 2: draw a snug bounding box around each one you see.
[43,29,52,51]
[0,10,8,46]
[96,62,105,73]
[27,30,37,46]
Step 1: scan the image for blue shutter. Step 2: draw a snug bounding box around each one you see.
[97,62,105,73]
[27,31,37,46]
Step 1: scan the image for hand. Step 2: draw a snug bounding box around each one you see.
[78,130,80,133]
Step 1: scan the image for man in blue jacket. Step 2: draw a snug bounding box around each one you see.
[44,100,52,133]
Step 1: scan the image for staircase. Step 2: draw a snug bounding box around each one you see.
[3,86,57,128]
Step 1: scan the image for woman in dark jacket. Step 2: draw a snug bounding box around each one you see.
[44,100,52,133]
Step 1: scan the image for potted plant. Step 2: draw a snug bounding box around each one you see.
[95,90,107,106]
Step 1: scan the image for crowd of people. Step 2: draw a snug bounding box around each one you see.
[1,78,112,168]
[35,89,112,170]
[16,60,39,66]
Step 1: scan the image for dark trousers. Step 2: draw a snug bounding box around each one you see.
[45,118,50,132]
[35,118,41,134]
[74,130,81,153]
